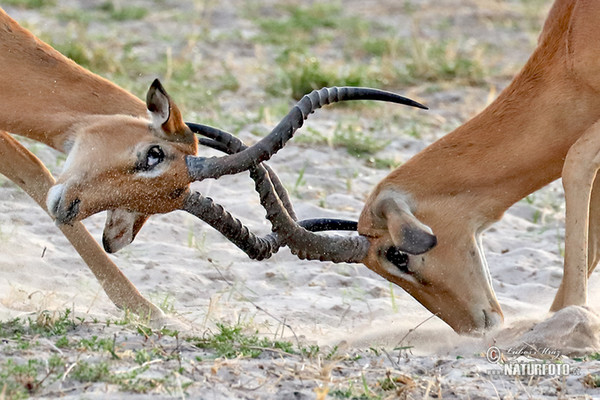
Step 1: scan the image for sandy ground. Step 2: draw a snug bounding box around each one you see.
[2,0,600,398]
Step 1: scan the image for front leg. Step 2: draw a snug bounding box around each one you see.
[0,131,163,320]
[551,121,600,310]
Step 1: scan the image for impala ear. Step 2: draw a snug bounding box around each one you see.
[102,210,150,253]
[146,79,194,143]
[372,190,437,255]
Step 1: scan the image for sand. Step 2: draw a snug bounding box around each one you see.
[2,0,600,398]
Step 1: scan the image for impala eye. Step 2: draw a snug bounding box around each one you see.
[143,145,164,170]
[386,247,410,274]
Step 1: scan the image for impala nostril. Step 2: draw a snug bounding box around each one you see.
[61,198,81,224]
[47,184,81,225]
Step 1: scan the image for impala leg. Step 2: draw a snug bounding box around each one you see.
[0,131,162,319]
[552,171,600,310]
[586,176,600,277]
[551,122,600,311]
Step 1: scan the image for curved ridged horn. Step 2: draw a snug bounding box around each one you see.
[190,126,370,262]
[188,122,297,221]
[184,122,360,260]
[243,163,368,263]
[185,85,428,263]
[183,191,279,260]
[186,87,427,181]
[183,190,357,260]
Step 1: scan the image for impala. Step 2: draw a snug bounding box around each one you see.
[0,8,425,318]
[0,7,175,319]
[229,0,600,334]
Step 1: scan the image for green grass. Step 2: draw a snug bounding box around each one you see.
[70,360,174,393]
[329,369,415,399]
[263,36,487,102]
[333,123,389,157]
[54,2,149,23]
[253,2,345,47]
[289,123,397,167]
[98,1,148,21]
[0,310,189,397]
[292,164,307,196]
[37,21,145,91]
[253,1,489,100]
[53,40,124,74]
[189,323,294,359]
[148,292,177,314]
[0,357,64,400]
[402,37,486,84]
[266,52,383,100]
[0,309,77,338]
[365,157,402,170]
[584,374,600,388]
[253,3,402,99]
[2,0,55,9]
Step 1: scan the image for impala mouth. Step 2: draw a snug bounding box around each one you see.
[483,309,503,330]
[462,309,504,336]
[385,246,410,273]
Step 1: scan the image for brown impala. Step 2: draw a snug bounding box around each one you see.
[242,0,600,334]
[0,8,423,319]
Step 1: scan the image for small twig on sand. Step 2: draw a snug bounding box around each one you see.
[41,338,63,355]
[62,362,78,382]
[175,372,186,400]
[118,358,163,375]
[395,314,437,363]
[380,347,400,369]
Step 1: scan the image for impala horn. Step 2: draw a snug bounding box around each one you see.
[184,88,427,263]
[184,123,358,260]
[249,163,370,263]
[185,86,427,181]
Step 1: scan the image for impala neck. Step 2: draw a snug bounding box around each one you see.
[384,31,600,223]
[0,9,146,151]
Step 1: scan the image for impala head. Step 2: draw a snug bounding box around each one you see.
[46,83,427,255]
[358,188,504,334]
[47,79,197,227]
[180,85,497,333]
[253,164,503,334]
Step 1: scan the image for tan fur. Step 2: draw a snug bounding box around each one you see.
[0,131,163,318]
[359,0,600,333]
[0,8,197,317]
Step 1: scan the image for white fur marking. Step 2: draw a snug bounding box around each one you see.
[46,184,65,217]
[136,165,166,179]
